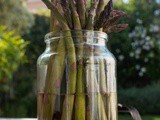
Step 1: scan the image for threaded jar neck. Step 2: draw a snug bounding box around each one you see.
[45,30,108,46]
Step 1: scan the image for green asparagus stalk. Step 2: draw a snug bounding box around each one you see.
[85,38,107,120]
[91,58,108,119]
[42,0,77,94]
[37,12,61,117]
[104,23,128,33]
[97,93,108,120]
[39,2,54,119]
[95,64,108,120]
[86,0,99,30]
[49,0,61,52]
[86,57,107,120]
[110,92,118,120]
[61,0,73,28]
[57,0,73,28]
[99,59,107,93]
[50,0,57,31]
[60,31,78,120]
[50,0,54,31]
[84,46,94,119]
[41,38,65,119]
[42,1,77,120]
[76,0,86,28]
[96,0,106,31]
[61,1,86,119]
[69,0,82,30]
[61,95,75,120]
[86,54,97,120]
[86,0,107,119]
[98,59,108,120]
[96,0,105,20]
[94,0,113,30]
[104,57,118,120]
[40,1,66,119]
[74,44,86,120]
[42,0,68,28]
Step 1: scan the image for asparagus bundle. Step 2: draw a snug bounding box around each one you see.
[43,0,128,31]
[39,0,128,119]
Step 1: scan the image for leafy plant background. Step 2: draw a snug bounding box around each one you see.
[0,0,34,35]
[0,0,160,117]
[111,0,160,87]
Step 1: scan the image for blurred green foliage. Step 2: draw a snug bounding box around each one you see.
[0,14,49,117]
[112,0,160,115]
[119,82,160,115]
[0,26,28,92]
[23,15,50,64]
[119,115,160,120]
[0,26,28,116]
[110,0,160,88]
[0,0,34,34]
[5,15,49,117]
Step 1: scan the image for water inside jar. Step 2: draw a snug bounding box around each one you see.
[38,92,117,120]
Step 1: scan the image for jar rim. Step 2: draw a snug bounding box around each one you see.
[45,30,108,43]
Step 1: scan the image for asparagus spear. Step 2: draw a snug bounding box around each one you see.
[85,0,107,119]
[98,59,108,120]
[96,0,105,20]
[50,0,57,31]
[38,2,63,114]
[85,1,98,116]
[86,0,99,30]
[49,3,87,120]
[104,24,128,33]
[76,0,86,28]
[86,29,108,120]
[42,1,77,119]
[41,38,65,119]
[86,57,107,120]
[50,0,54,31]
[42,0,68,28]
[39,28,65,118]
[39,1,65,119]
[108,92,118,120]
[68,0,82,30]
[94,0,113,30]
[61,95,75,120]
[61,0,73,28]
[86,47,97,120]
[42,0,77,93]
[103,10,126,28]
[61,1,86,119]
[99,59,107,93]
[92,61,107,120]
[42,0,77,90]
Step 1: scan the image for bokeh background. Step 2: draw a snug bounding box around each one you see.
[0,0,160,119]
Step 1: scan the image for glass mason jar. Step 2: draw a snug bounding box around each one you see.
[37,30,117,120]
